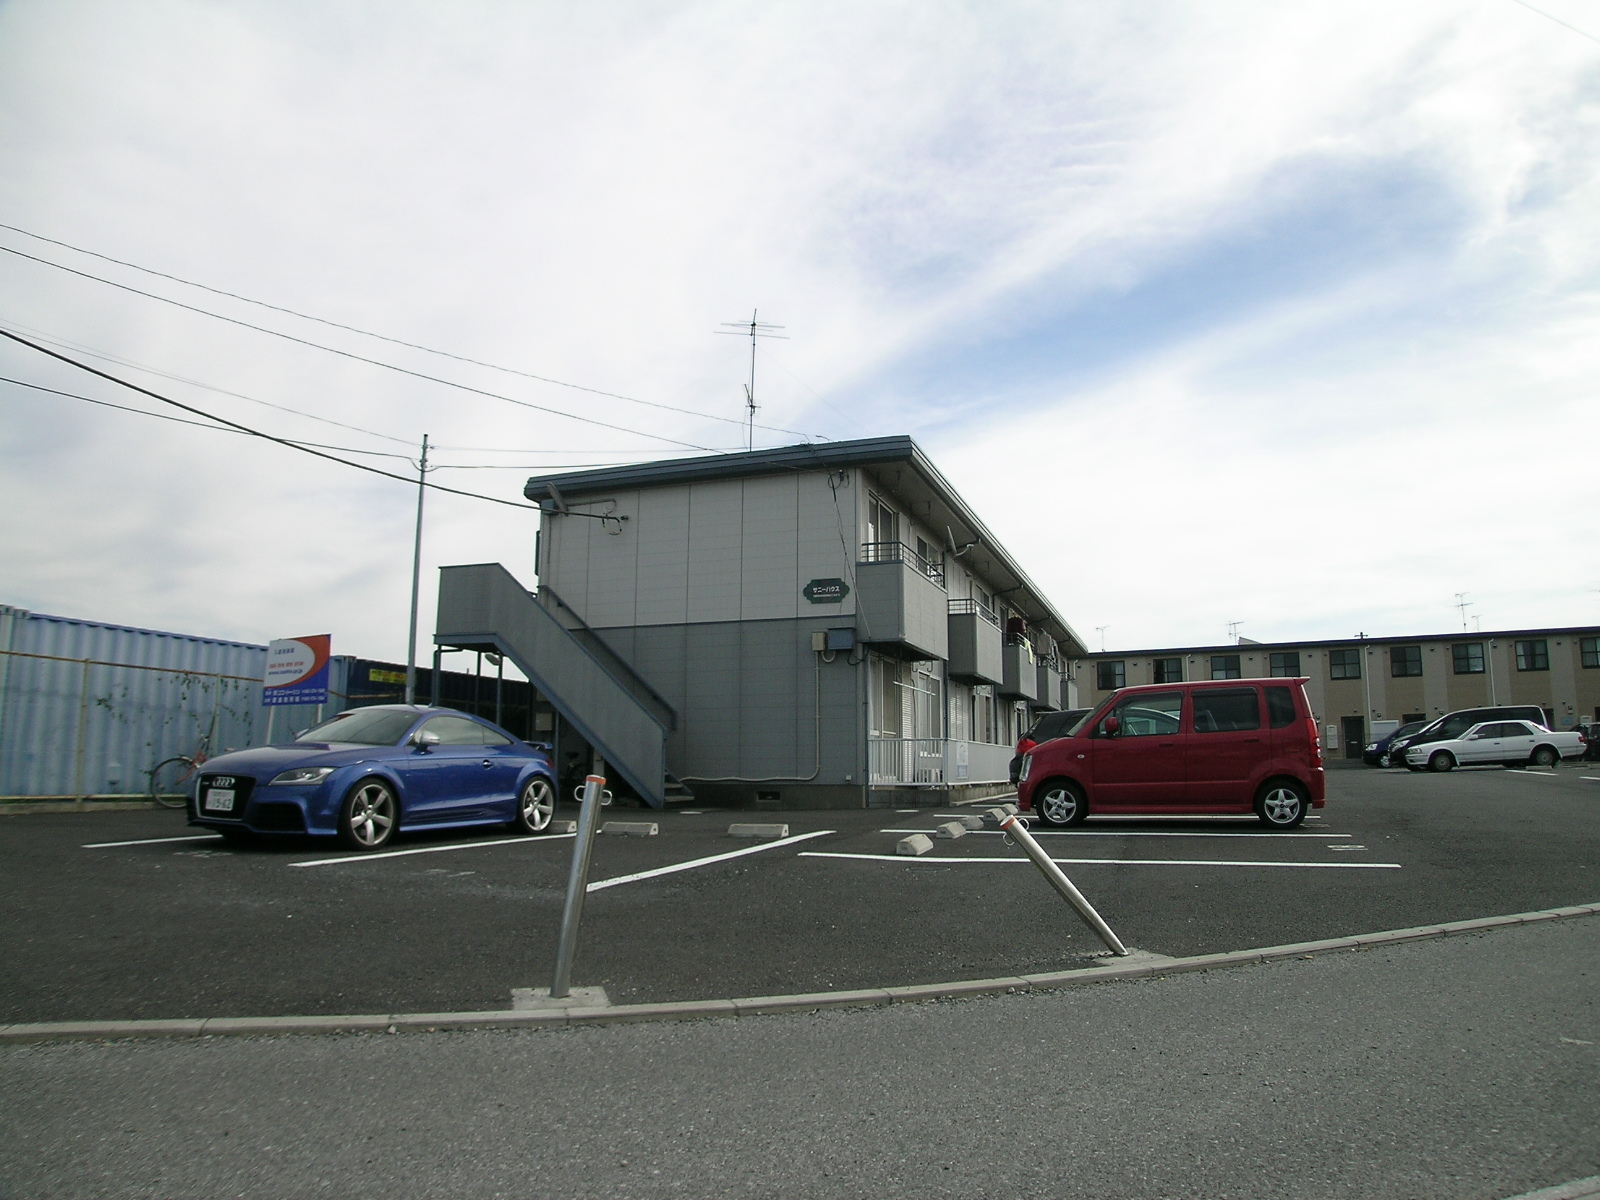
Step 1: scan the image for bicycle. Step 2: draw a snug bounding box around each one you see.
[148,715,218,809]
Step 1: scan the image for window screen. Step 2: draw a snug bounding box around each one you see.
[1192,688,1261,733]
[1210,654,1241,680]
[1515,640,1549,671]
[1265,686,1298,729]
[1329,649,1361,679]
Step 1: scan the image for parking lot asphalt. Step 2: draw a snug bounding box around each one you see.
[2,764,1597,1022]
[2,917,1596,1200]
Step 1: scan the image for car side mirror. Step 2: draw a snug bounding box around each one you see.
[1103,715,1121,737]
[411,729,441,750]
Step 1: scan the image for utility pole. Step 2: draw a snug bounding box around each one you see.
[717,310,787,451]
[405,434,430,705]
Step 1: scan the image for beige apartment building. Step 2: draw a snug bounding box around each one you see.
[1074,627,1600,758]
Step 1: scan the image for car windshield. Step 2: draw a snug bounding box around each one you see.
[296,708,418,746]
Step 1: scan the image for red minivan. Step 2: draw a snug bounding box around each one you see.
[1017,678,1325,829]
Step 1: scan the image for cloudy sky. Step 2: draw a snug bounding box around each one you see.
[2,0,1598,664]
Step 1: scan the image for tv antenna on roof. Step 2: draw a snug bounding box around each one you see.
[1454,592,1473,632]
[717,310,787,451]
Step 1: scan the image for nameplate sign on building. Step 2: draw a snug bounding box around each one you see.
[803,578,850,605]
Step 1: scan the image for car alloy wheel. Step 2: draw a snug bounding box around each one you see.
[1531,746,1559,768]
[1034,781,1085,827]
[1428,751,1455,773]
[339,779,397,851]
[1255,781,1307,828]
[516,777,556,834]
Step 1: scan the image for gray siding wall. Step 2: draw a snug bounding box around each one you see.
[597,617,863,786]
[540,471,860,628]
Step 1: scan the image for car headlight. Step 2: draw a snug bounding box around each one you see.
[269,766,336,786]
[1019,754,1032,782]
[1365,743,1378,751]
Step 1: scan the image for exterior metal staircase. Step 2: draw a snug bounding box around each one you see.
[434,563,676,808]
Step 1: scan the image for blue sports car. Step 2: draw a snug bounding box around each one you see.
[187,705,558,850]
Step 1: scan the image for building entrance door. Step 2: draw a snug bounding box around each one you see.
[1341,715,1365,759]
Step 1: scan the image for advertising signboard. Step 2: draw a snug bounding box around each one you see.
[263,635,332,706]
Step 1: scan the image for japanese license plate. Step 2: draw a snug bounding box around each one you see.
[203,788,236,813]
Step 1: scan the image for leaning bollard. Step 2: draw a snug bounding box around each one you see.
[998,813,1129,957]
[550,774,606,999]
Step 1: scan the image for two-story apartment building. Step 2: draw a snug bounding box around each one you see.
[434,436,1085,808]
[1074,629,1600,757]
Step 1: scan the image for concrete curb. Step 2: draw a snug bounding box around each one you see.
[4,901,1596,1045]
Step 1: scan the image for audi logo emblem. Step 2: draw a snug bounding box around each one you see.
[212,776,235,786]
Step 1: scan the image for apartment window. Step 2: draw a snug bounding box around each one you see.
[866,494,899,548]
[1269,652,1300,677]
[1516,640,1549,672]
[1097,660,1125,691]
[1452,643,1485,675]
[1329,648,1361,680]
[1581,637,1599,669]
[1153,657,1183,684]
[1390,646,1423,678]
[1210,654,1241,680]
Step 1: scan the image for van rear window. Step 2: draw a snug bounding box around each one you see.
[1193,688,1261,733]
[1265,686,1298,729]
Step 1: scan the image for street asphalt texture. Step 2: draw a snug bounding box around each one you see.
[1,916,1595,1199]
[1,763,1597,1022]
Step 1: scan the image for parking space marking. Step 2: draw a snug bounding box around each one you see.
[879,828,1352,839]
[800,852,1401,870]
[1507,770,1560,778]
[587,829,836,892]
[82,834,224,849]
[1583,776,1600,782]
[289,832,576,868]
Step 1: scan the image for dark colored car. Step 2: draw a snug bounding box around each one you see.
[1363,721,1426,767]
[1017,678,1325,829]
[1389,705,1550,771]
[1009,708,1091,784]
[1571,722,1600,762]
[188,704,558,850]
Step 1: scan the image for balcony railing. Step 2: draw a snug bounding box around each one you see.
[947,597,1001,627]
[860,541,945,588]
[868,737,1014,787]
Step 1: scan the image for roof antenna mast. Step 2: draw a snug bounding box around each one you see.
[717,309,786,452]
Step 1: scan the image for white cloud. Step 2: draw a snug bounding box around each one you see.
[1,0,1597,659]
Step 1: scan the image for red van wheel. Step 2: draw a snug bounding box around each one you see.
[1254,780,1308,829]
[1034,780,1086,828]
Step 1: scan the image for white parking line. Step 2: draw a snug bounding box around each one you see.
[879,828,1352,839]
[289,833,576,868]
[1508,770,1559,778]
[587,829,836,892]
[82,834,223,848]
[801,852,1401,870]
[1583,776,1600,782]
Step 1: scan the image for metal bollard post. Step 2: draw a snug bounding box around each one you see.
[550,773,605,999]
[999,814,1129,956]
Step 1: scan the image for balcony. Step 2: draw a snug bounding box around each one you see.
[1034,660,1063,710]
[855,542,948,661]
[1000,638,1040,700]
[946,598,1003,684]
[868,737,1014,787]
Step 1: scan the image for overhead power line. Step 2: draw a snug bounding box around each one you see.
[0,242,726,453]
[0,328,542,510]
[0,374,423,459]
[0,223,823,440]
[4,319,417,447]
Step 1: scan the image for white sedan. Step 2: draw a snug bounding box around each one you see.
[1405,720,1587,772]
